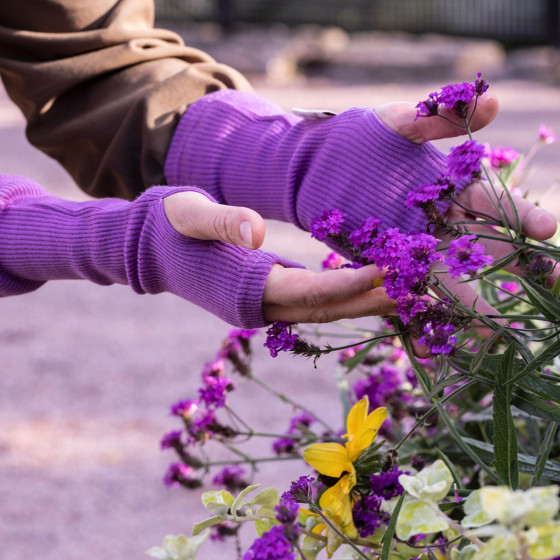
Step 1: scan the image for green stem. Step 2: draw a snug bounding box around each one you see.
[249,375,336,434]
[307,503,371,560]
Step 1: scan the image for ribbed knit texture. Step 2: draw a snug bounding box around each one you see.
[0,175,287,328]
[165,90,450,252]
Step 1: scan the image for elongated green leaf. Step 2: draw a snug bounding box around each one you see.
[381,493,405,560]
[519,375,560,404]
[509,337,560,384]
[463,437,560,482]
[400,333,432,396]
[340,340,377,373]
[511,389,560,423]
[532,422,559,487]
[480,248,524,278]
[520,279,560,322]
[493,343,518,489]
[434,401,499,483]
[470,329,505,377]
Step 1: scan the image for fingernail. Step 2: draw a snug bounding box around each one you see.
[240,221,253,248]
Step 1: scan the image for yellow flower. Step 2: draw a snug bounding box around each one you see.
[302,396,387,538]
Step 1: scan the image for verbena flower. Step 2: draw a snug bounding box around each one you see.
[275,498,300,525]
[349,216,381,248]
[446,139,486,182]
[198,373,234,408]
[282,475,316,503]
[212,465,248,493]
[169,399,198,419]
[415,92,439,119]
[310,208,347,241]
[444,234,493,278]
[160,430,183,450]
[405,178,452,208]
[539,124,557,144]
[525,254,555,284]
[243,525,295,560]
[352,494,386,537]
[264,321,299,357]
[488,145,520,170]
[418,322,457,355]
[272,412,315,455]
[303,397,387,538]
[163,462,201,488]
[321,251,345,270]
[369,468,406,500]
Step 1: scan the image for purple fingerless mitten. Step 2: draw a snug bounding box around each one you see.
[165,90,448,243]
[0,174,288,327]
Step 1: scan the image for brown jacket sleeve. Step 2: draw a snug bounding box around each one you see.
[0,1,252,199]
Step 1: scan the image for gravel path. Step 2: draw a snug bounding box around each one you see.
[0,31,559,559]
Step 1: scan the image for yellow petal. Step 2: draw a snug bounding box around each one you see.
[319,476,358,539]
[345,396,369,437]
[346,406,388,461]
[303,442,353,478]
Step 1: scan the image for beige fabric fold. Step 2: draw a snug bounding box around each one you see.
[0,1,252,199]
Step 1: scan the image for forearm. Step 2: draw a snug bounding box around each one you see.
[0,0,251,200]
[0,175,285,327]
[165,90,449,240]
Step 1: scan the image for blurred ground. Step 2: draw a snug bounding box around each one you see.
[0,24,559,560]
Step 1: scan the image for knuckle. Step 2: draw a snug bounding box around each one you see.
[211,211,235,242]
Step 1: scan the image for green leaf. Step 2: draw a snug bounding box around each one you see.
[254,519,276,537]
[435,401,500,483]
[251,487,279,508]
[462,490,495,528]
[493,342,518,488]
[231,484,261,516]
[381,493,404,560]
[146,532,210,560]
[395,499,449,541]
[519,374,560,404]
[529,522,560,559]
[520,279,560,322]
[400,332,433,396]
[301,534,326,560]
[201,490,234,517]
[509,337,560,384]
[532,422,559,487]
[191,517,223,536]
[511,389,560,423]
[463,437,560,482]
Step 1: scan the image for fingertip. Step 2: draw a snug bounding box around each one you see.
[239,209,266,249]
[526,207,558,240]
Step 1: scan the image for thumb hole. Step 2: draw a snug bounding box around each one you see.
[164,191,266,249]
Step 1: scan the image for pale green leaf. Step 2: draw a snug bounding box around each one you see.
[201,490,234,517]
[146,532,210,560]
[472,533,518,560]
[395,498,449,540]
[231,484,261,516]
[527,522,560,559]
[398,459,453,504]
[462,490,496,528]
[191,517,223,536]
[251,487,279,508]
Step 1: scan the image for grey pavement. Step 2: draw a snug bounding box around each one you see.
[0,27,559,560]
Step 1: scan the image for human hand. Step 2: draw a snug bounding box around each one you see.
[377,96,558,344]
[165,190,397,324]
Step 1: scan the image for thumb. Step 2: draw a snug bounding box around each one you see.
[375,93,499,144]
[164,191,266,250]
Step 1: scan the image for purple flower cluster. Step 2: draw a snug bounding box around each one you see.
[310,208,347,241]
[362,229,440,305]
[446,140,486,182]
[321,251,346,270]
[406,176,453,208]
[218,328,258,376]
[264,321,299,357]
[444,234,493,278]
[352,468,407,537]
[415,73,488,120]
[282,475,316,504]
[487,145,520,170]
[349,216,381,249]
[163,462,202,489]
[243,525,295,560]
[418,322,457,355]
[212,465,248,493]
[272,412,316,455]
